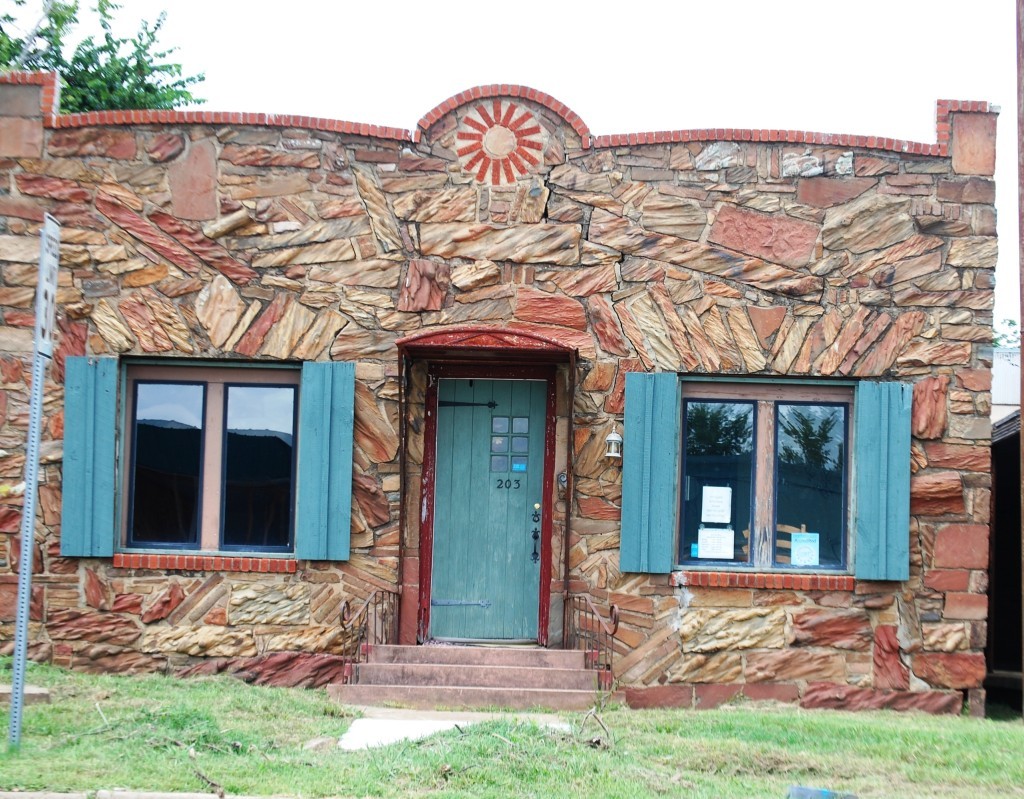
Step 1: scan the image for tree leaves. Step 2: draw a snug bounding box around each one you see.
[778,407,841,470]
[685,402,753,457]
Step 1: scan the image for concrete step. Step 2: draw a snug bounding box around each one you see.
[328,683,599,712]
[356,662,598,690]
[367,645,586,669]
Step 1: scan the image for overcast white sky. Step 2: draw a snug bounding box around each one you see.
[11,0,1021,324]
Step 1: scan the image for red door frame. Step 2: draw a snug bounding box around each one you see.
[419,362,557,645]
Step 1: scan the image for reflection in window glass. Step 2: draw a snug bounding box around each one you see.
[680,401,754,564]
[129,382,204,546]
[491,436,509,453]
[775,404,846,568]
[221,385,296,550]
[492,417,509,434]
[512,417,529,433]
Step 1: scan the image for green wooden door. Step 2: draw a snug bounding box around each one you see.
[431,378,547,641]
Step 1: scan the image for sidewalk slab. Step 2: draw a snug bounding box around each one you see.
[0,794,88,799]
[0,684,51,705]
[337,705,571,750]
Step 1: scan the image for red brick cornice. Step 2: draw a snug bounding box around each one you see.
[52,108,414,140]
[0,70,60,123]
[592,100,994,158]
[0,72,995,157]
[0,71,413,140]
[415,84,591,143]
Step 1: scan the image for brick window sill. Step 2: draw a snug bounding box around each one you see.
[671,570,855,591]
[112,553,297,573]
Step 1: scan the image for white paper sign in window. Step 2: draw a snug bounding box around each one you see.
[697,526,735,559]
[790,532,820,567]
[700,486,732,524]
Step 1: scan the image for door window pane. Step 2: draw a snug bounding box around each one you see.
[221,385,296,550]
[491,417,509,434]
[129,382,204,546]
[681,401,754,564]
[775,404,846,568]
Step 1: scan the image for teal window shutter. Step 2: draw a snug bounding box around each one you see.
[295,361,354,561]
[853,381,912,580]
[620,372,681,573]
[61,356,118,557]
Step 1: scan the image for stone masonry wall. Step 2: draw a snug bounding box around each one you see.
[0,73,997,711]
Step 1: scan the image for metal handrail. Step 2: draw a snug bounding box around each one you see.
[565,595,619,690]
[338,587,399,683]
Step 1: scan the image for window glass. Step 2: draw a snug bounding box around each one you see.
[677,384,852,572]
[775,404,847,568]
[680,401,754,564]
[221,385,296,550]
[129,382,204,547]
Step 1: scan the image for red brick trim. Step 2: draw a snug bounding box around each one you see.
[51,109,413,141]
[591,100,992,158]
[112,552,298,573]
[0,70,60,122]
[934,99,994,153]
[416,85,592,143]
[672,570,856,591]
[2,72,993,158]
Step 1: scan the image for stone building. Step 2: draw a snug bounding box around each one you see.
[0,71,998,713]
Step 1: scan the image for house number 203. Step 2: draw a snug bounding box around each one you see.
[496,478,521,489]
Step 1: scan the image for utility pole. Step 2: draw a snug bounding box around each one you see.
[1017,0,1024,722]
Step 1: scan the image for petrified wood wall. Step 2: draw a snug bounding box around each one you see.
[0,74,996,710]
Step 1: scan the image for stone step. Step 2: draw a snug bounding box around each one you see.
[328,683,599,712]
[356,662,598,690]
[367,645,586,669]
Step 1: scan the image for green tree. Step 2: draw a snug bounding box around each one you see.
[778,407,841,470]
[685,403,752,457]
[0,0,203,113]
[994,318,1021,348]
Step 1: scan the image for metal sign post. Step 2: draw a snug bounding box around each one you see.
[8,213,60,750]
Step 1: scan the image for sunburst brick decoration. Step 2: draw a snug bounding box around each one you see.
[456,100,546,186]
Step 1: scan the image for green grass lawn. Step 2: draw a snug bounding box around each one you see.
[2,658,1022,798]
